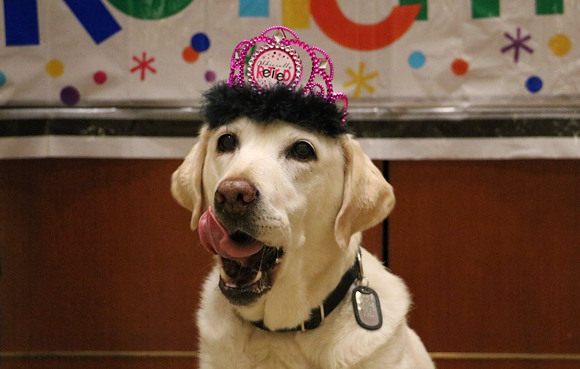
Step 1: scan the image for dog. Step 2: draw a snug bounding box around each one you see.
[171,103,434,368]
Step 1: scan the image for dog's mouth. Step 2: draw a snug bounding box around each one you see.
[199,208,284,305]
[219,239,283,294]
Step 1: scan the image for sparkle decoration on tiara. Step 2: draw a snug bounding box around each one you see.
[228,26,348,120]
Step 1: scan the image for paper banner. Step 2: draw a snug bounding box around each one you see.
[0,0,578,107]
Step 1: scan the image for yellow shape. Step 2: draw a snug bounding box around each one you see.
[46,59,64,78]
[344,62,378,99]
[283,0,310,29]
[549,33,572,57]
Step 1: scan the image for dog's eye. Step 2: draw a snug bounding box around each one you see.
[288,141,316,161]
[217,133,238,153]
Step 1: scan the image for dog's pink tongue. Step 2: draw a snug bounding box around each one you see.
[198,207,263,267]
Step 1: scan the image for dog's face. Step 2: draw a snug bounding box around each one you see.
[172,118,394,307]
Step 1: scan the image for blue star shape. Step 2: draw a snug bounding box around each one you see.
[501,28,533,63]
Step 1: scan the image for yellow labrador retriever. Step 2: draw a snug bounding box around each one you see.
[172,25,433,369]
[172,117,434,369]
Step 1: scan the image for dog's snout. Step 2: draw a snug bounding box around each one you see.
[215,178,259,215]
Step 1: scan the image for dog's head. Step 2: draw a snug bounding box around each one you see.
[172,115,394,307]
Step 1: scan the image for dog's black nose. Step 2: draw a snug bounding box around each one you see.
[215,178,259,215]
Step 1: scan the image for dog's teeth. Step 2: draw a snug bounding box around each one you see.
[220,268,234,283]
[250,271,262,284]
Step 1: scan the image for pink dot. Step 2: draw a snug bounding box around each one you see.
[94,71,107,85]
[205,70,216,82]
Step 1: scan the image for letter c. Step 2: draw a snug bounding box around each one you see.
[311,0,421,51]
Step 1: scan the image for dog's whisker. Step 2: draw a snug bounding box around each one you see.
[258,250,266,271]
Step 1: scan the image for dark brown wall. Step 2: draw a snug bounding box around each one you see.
[1,158,578,368]
[0,158,382,369]
[389,160,580,369]
[0,159,209,368]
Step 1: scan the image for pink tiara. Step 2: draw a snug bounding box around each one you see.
[228,26,348,118]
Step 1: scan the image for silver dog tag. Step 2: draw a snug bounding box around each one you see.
[352,285,382,330]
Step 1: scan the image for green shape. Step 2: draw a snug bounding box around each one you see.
[472,0,500,19]
[399,0,427,21]
[106,0,195,20]
[536,0,563,15]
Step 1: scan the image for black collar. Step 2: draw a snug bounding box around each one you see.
[251,256,360,332]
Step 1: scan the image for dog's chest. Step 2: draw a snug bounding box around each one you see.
[246,338,313,369]
[205,331,316,369]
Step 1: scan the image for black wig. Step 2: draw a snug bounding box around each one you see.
[200,82,350,138]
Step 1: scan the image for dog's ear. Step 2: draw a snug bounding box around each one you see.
[171,126,210,231]
[334,136,395,249]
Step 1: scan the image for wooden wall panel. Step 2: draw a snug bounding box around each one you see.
[428,360,580,369]
[1,358,196,369]
[389,160,580,368]
[0,159,212,367]
[6,158,578,368]
[0,158,384,368]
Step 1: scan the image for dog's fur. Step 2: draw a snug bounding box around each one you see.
[172,118,434,369]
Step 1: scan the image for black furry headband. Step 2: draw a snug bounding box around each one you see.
[200,83,350,138]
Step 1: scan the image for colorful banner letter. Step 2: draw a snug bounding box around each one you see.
[63,0,121,44]
[4,0,40,46]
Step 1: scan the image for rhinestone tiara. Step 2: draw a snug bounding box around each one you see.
[227,26,348,120]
